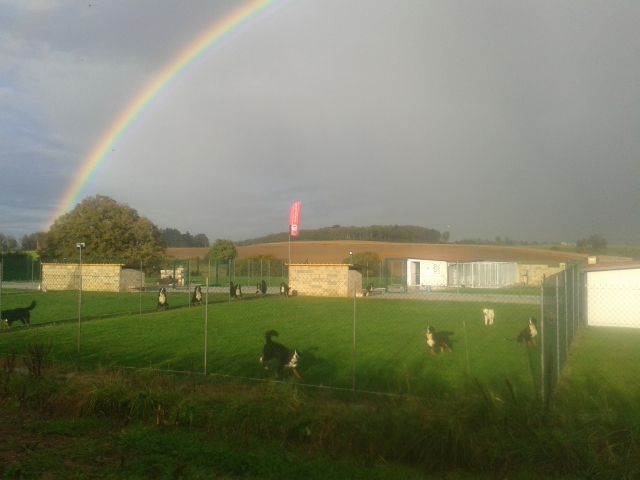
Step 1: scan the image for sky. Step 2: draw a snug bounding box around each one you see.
[1,0,639,244]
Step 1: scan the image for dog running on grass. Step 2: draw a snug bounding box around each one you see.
[259,330,301,378]
[425,325,452,355]
[483,308,495,326]
[517,317,538,346]
[1,300,36,327]
[157,287,169,310]
[191,285,202,305]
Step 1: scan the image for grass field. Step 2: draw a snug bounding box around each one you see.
[1,292,540,397]
[3,292,640,477]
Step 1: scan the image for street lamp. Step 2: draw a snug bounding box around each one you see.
[76,242,85,352]
[349,251,353,265]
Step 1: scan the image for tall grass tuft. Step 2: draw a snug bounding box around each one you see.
[23,341,52,378]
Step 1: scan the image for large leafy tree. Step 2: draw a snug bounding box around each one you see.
[208,239,237,262]
[40,195,166,268]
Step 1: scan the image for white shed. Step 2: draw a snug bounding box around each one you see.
[586,262,640,328]
[406,259,448,288]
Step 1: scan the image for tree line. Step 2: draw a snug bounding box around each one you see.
[2,195,626,268]
[237,224,448,245]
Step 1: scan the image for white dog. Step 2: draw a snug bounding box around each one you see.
[483,308,495,326]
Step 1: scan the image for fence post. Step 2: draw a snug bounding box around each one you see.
[204,278,208,375]
[139,259,143,319]
[352,287,356,392]
[564,270,569,355]
[555,275,560,380]
[540,279,545,403]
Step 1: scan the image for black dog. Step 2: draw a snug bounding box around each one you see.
[259,330,300,378]
[191,285,202,305]
[425,325,453,355]
[517,317,538,346]
[1,300,36,327]
[279,282,290,297]
[157,287,169,310]
[255,280,267,296]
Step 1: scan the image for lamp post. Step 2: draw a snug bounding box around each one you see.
[76,242,85,353]
[349,251,353,265]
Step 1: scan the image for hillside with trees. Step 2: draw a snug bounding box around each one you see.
[160,228,209,247]
[237,225,446,245]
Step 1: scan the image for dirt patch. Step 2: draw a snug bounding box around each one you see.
[168,241,589,264]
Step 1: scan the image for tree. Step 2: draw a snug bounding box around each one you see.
[341,251,382,277]
[208,239,237,262]
[0,233,18,253]
[40,195,166,269]
[576,234,607,254]
[20,232,47,251]
[192,233,210,248]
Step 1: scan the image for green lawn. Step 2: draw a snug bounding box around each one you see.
[0,294,540,397]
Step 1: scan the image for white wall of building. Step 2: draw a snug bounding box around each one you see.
[406,259,448,287]
[587,267,640,328]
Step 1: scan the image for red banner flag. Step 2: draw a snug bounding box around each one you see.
[289,201,302,237]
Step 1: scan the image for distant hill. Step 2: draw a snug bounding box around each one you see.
[236,225,444,245]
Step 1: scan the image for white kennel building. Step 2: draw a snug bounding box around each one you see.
[586,263,640,328]
[406,259,448,288]
[447,261,519,288]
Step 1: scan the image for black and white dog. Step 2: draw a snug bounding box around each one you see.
[157,287,169,310]
[259,330,301,378]
[425,325,453,355]
[191,285,202,305]
[279,282,290,297]
[517,317,538,346]
[230,282,242,299]
[1,300,36,327]
[256,280,267,296]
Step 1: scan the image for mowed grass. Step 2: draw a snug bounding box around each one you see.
[0,292,542,397]
[0,288,204,324]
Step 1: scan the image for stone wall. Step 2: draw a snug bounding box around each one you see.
[120,268,145,291]
[41,263,143,292]
[289,264,362,297]
[518,263,566,286]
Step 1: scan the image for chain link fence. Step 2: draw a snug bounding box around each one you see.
[2,256,603,402]
[540,263,585,404]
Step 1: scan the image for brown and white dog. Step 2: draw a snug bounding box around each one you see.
[191,285,202,305]
[483,308,495,326]
[425,325,453,355]
[517,317,538,346]
[157,288,169,310]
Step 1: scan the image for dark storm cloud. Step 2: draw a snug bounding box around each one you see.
[1,1,639,243]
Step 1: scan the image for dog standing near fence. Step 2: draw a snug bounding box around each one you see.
[517,317,538,346]
[191,285,202,305]
[157,288,169,310]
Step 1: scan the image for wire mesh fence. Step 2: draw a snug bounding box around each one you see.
[0,262,545,400]
[540,263,584,404]
[0,254,41,282]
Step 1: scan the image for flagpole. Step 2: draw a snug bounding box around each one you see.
[288,232,291,279]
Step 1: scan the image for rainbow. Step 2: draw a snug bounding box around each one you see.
[50,0,277,225]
